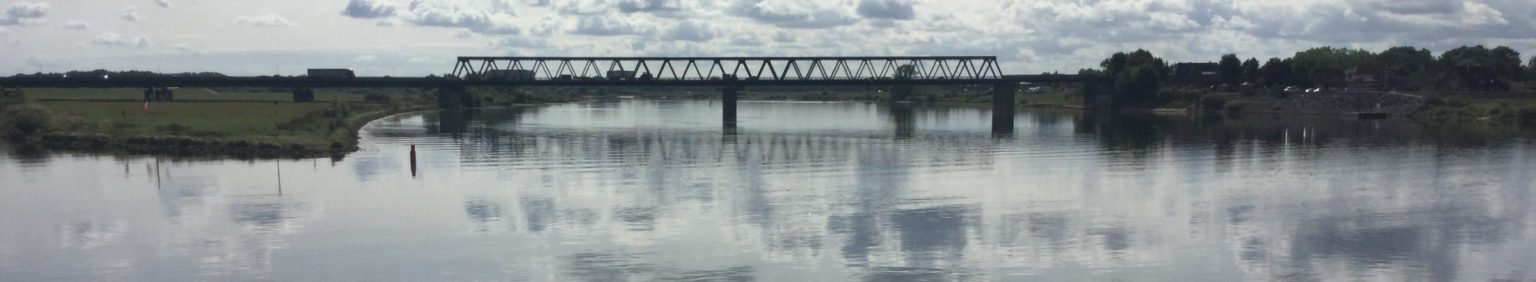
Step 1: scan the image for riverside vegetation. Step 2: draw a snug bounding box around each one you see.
[0,85,570,158]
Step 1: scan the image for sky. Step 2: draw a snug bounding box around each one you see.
[1,0,1534,77]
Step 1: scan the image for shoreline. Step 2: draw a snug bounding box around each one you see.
[13,103,436,159]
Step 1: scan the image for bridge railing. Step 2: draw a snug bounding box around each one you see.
[451,56,1004,82]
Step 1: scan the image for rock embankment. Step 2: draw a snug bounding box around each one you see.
[1237,91,1424,116]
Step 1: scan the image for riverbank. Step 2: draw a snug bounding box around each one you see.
[1,88,437,158]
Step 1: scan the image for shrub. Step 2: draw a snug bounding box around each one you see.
[1520,103,1536,125]
[363,93,391,103]
[2,104,53,138]
[1200,93,1233,112]
[1224,100,1250,115]
[0,89,25,106]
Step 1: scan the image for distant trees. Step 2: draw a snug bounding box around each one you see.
[1439,45,1523,79]
[1242,58,1260,84]
[1100,49,1166,107]
[1259,58,1294,87]
[1219,54,1242,86]
[890,64,917,102]
[1289,47,1377,87]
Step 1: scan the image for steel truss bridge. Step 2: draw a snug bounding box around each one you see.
[452,56,1006,84]
[0,56,1112,133]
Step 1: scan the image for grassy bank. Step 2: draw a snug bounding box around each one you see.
[1415,96,1536,126]
[1,88,435,158]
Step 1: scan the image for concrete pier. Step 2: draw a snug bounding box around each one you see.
[722,85,740,126]
[991,82,1018,134]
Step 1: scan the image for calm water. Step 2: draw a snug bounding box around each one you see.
[3,100,1535,281]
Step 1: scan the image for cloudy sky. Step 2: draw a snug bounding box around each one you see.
[1,0,1534,76]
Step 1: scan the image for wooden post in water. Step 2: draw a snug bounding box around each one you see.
[410,144,418,177]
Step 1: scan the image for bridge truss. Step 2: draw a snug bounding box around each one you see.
[450,56,1004,82]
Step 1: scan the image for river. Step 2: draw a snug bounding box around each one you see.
[2,100,1534,281]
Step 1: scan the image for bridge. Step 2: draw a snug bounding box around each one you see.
[0,56,1113,133]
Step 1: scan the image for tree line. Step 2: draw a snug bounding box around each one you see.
[1082,45,1534,106]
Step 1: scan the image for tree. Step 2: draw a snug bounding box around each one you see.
[1439,45,1524,80]
[891,64,917,102]
[1242,58,1260,84]
[1259,58,1294,87]
[1376,46,1434,77]
[1219,54,1242,86]
[1098,49,1166,107]
[1529,56,1536,80]
[1291,47,1376,87]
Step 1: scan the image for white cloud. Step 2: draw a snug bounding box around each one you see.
[0,2,49,26]
[62,20,88,30]
[91,32,151,47]
[155,0,173,8]
[571,15,649,35]
[661,20,715,42]
[121,8,140,21]
[342,0,397,19]
[732,0,860,28]
[233,14,294,27]
[856,0,913,20]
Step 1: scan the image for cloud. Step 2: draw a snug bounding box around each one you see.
[530,16,562,35]
[155,0,173,8]
[855,0,913,20]
[454,30,472,38]
[618,0,683,13]
[121,8,140,21]
[571,16,649,35]
[6,2,47,18]
[0,2,49,26]
[731,0,859,28]
[398,1,521,34]
[91,32,151,47]
[729,33,764,46]
[341,0,398,19]
[490,37,551,49]
[62,20,88,30]
[662,20,715,42]
[233,14,293,27]
[772,31,794,42]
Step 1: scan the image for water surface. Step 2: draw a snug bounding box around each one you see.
[3,100,1534,281]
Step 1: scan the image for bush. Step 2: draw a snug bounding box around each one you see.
[0,89,25,106]
[1199,93,1233,112]
[1520,103,1536,125]
[363,93,392,103]
[2,104,53,138]
[1224,100,1250,115]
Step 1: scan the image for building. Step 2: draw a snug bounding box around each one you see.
[1344,62,1385,91]
[1170,62,1220,87]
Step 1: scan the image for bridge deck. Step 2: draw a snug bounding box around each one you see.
[0,75,1104,89]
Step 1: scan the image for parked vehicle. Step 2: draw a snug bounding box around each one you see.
[607,71,636,81]
[307,68,355,79]
[483,69,535,81]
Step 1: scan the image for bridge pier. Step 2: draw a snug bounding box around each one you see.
[723,85,741,126]
[142,87,174,102]
[992,82,1018,134]
[292,88,315,102]
[438,85,466,109]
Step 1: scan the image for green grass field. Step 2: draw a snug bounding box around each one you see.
[0,87,437,156]
[24,88,371,102]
